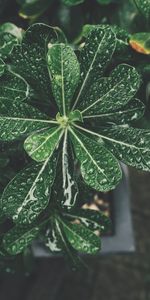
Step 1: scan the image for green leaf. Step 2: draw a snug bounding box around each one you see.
[61,130,78,207]
[63,208,111,233]
[0,67,29,104]
[10,24,66,103]
[129,32,150,55]
[54,217,84,269]
[47,43,80,115]
[17,0,53,19]
[60,219,101,254]
[94,126,150,172]
[2,225,40,255]
[45,219,62,253]
[77,64,141,116]
[70,128,122,192]
[83,98,145,125]
[62,0,84,6]
[0,102,53,141]
[72,26,116,110]
[0,23,23,41]
[1,154,57,224]
[24,126,63,162]
[0,23,23,61]
[134,0,150,20]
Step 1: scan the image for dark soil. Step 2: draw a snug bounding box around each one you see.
[0,167,150,300]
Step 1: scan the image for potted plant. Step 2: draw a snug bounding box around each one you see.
[0,21,150,268]
[0,0,150,271]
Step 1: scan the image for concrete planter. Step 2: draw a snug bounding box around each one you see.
[32,164,135,257]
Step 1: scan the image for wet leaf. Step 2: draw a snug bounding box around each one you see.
[95,126,150,171]
[47,43,80,114]
[61,130,78,207]
[24,126,63,162]
[84,98,145,125]
[72,26,116,110]
[77,64,141,116]
[70,128,122,191]
[60,219,101,254]
[0,154,57,224]
[3,225,40,255]
[134,0,150,20]
[10,23,66,103]
[63,208,111,232]
[0,102,52,141]
[0,66,29,105]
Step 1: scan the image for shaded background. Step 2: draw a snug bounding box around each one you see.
[0,168,150,300]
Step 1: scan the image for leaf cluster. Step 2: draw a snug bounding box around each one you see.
[0,23,150,266]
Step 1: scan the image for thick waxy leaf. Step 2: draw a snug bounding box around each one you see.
[17,0,52,19]
[70,128,122,191]
[84,98,145,125]
[2,225,40,255]
[1,155,57,224]
[134,0,150,20]
[47,43,80,114]
[61,130,78,207]
[54,217,84,269]
[24,126,63,162]
[45,220,62,253]
[95,126,150,171]
[72,26,116,110]
[0,23,23,60]
[10,24,66,103]
[0,102,53,141]
[62,0,84,6]
[78,64,141,115]
[63,208,111,232]
[129,33,150,55]
[60,220,101,254]
[0,68,29,105]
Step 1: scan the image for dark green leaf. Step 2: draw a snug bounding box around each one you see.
[0,102,53,141]
[84,98,145,125]
[70,128,122,191]
[47,43,80,114]
[134,0,150,20]
[24,126,63,162]
[2,225,40,255]
[0,67,29,104]
[95,126,150,171]
[77,64,141,116]
[60,219,101,254]
[1,154,57,224]
[63,208,111,232]
[61,130,78,207]
[72,26,116,110]
[10,24,66,103]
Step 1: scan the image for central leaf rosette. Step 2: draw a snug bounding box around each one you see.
[0,23,149,242]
